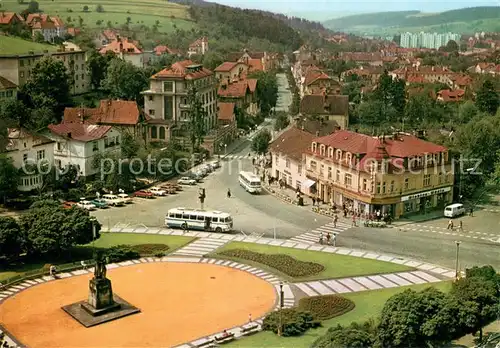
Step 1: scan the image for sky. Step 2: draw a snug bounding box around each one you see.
[210,0,500,21]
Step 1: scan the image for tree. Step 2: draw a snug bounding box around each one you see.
[274,111,289,131]
[95,4,104,12]
[476,80,499,115]
[0,119,7,152]
[312,322,375,348]
[101,59,148,103]
[0,217,22,260]
[444,40,459,52]
[404,95,440,127]
[0,155,19,201]
[87,50,115,89]
[202,51,223,71]
[27,0,40,13]
[121,132,140,158]
[251,129,272,154]
[0,99,29,127]
[458,100,479,123]
[82,5,89,11]
[19,57,71,124]
[33,31,45,43]
[19,200,100,256]
[249,71,278,116]
[126,16,131,25]
[78,15,84,27]
[187,85,206,152]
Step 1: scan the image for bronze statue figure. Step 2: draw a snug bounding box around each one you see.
[94,253,107,279]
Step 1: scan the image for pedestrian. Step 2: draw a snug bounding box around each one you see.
[312,197,316,206]
[248,313,252,323]
[333,214,338,228]
[459,220,463,232]
[469,207,473,216]
[352,215,357,227]
[319,232,324,244]
[326,232,331,245]
[227,188,231,198]
[447,219,453,230]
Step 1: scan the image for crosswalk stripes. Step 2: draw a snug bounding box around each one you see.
[223,154,248,160]
[171,238,229,257]
[290,221,351,244]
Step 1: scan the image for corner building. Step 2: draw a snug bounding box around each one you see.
[304,130,454,219]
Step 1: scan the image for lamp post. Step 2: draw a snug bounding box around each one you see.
[224,143,227,155]
[455,240,461,281]
[458,167,474,202]
[277,281,284,336]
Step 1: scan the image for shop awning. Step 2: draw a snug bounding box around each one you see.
[303,179,316,188]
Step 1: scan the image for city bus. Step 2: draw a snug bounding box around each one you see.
[165,207,233,233]
[239,171,262,193]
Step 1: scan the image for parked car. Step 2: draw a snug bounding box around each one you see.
[77,200,96,211]
[150,187,167,196]
[160,184,177,194]
[133,190,154,199]
[117,193,133,204]
[178,177,197,185]
[102,194,126,206]
[91,198,108,209]
[62,201,77,209]
[203,164,213,173]
[209,161,220,169]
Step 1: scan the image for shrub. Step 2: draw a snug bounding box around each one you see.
[130,244,169,255]
[95,4,104,12]
[298,294,355,320]
[105,245,140,262]
[263,308,320,337]
[216,249,324,277]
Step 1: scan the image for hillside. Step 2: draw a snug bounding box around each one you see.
[324,6,500,34]
[0,35,58,55]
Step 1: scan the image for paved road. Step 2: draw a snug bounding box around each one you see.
[275,72,292,112]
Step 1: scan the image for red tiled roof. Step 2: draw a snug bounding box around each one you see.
[218,102,235,122]
[247,58,263,72]
[214,62,238,72]
[312,130,446,159]
[304,70,330,86]
[48,123,112,142]
[67,27,81,36]
[63,100,140,126]
[218,80,249,98]
[26,14,63,28]
[99,37,142,54]
[300,94,349,116]
[153,60,213,80]
[450,74,472,86]
[102,29,118,41]
[0,75,17,89]
[32,19,56,30]
[247,79,257,93]
[269,127,314,162]
[0,12,23,25]
[154,45,177,56]
[437,89,465,102]
[189,37,207,48]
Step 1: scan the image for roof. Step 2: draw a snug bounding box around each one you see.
[304,70,331,86]
[246,79,257,93]
[247,58,263,72]
[48,123,112,142]
[437,89,465,102]
[99,37,142,54]
[102,29,118,41]
[296,119,339,137]
[6,128,53,151]
[312,130,446,159]
[63,100,140,126]
[0,12,23,25]
[218,102,235,122]
[0,75,17,89]
[154,45,177,56]
[153,60,213,80]
[31,19,56,30]
[269,127,315,162]
[218,80,249,98]
[26,14,64,28]
[214,62,239,72]
[189,37,207,48]
[300,94,349,116]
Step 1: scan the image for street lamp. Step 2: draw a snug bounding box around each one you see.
[455,240,461,281]
[224,144,227,155]
[277,281,285,336]
[458,167,474,202]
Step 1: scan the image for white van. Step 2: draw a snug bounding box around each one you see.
[444,203,465,218]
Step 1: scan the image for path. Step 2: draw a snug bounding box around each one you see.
[397,223,500,244]
[290,220,351,244]
[171,237,229,257]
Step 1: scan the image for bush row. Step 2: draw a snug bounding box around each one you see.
[298,294,355,320]
[105,244,169,262]
[216,249,324,277]
[263,308,321,337]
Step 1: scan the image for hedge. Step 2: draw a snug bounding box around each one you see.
[263,308,321,336]
[298,294,355,320]
[216,249,324,277]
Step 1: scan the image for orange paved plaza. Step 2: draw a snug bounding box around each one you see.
[0,262,276,347]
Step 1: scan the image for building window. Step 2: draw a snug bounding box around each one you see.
[382,181,386,193]
[36,150,45,160]
[149,109,155,116]
[336,170,340,182]
[159,127,165,140]
[363,179,367,191]
[309,160,316,170]
[287,175,292,186]
[327,167,332,179]
[92,141,98,152]
[404,178,409,190]
[344,173,352,187]
[319,164,324,175]
[297,164,302,173]
[311,142,317,152]
[275,155,279,166]
[164,96,173,119]
[336,149,342,160]
[296,180,301,190]
[20,72,24,78]
[376,182,381,194]
[285,159,290,168]
[320,145,325,156]
[423,174,431,187]
[163,81,173,92]
[151,127,157,139]
[438,172,443,184]
[23,154,28,163]
[390,180,395,192]
[328,147,334,158]
[148,95,153,101]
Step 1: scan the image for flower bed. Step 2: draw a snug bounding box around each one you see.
[130,244,170,255]
[215,249,324,277]
[298,294,355,320]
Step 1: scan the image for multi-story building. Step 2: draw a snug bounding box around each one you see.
[187,37,209,56]
[304,130,453,218]
[300,94,349,130]
[214,62,248,83]
[46,123,121,178]
[25,14,66,42]
[5,128,55,192]
[400,32,461,49]
[99,36,144,68]
[0,76,17,101]
[141,60,217,144]
[217,78,259,115]
[0,12,24,27]
[0,46,90,95]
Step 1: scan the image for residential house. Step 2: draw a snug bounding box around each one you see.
[269,127,314,193]
[5,128,54,192]
[217,78,259,115]
[0,75,17,101]
[340,52,384,66]
[26,14,65,42]
[450,74,473,91]
[214,62,248,83]
[469,62,500,76]
[436,89,465,102]
[99,36,144,68]
[293,117,340,137]
[141,60,217,145]
[390,66,455,86]
[302,69,338,97]
[341,66,384,85]
[211,102,237,153]
[0,12,24,27]
[0,47,90,95]
[299,94,349,130]
[304,130,453,219]
[47,123,121,178]
[187,37,208,56]
[227,49,277,71]
[62,100,143,138]
[94,29,119,48]
[154,45,181,56]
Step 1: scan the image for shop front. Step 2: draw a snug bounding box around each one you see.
[399,186,452,217]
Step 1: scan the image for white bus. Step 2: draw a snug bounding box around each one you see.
[165,207,233,233]
[239,171,261,193]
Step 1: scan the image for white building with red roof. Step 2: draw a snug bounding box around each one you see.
[303,130,454,219]
[46,123,121,177]
[99,36,144,68]
[187,37,208,57]
[25,14,65,42]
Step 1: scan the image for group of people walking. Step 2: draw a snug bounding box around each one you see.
[447,219,464,232]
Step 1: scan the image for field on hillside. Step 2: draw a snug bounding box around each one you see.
[0,35,58,54]
[1,0,194,32]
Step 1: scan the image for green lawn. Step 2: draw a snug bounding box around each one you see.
[229,281,453,348]
[0,36,58,55]
[212,242,414,282]
[0,233,194,282]
[1,0,193,33]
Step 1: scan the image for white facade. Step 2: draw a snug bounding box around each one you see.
[47,128,122,177]
[400,32,461,49]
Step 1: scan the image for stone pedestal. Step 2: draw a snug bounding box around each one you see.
[81,278,121,316]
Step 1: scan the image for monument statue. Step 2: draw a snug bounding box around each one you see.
[94,256,107,280]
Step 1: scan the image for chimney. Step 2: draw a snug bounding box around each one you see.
[432,66,435,72]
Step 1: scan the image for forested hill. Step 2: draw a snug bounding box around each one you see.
[324,6,500,30]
